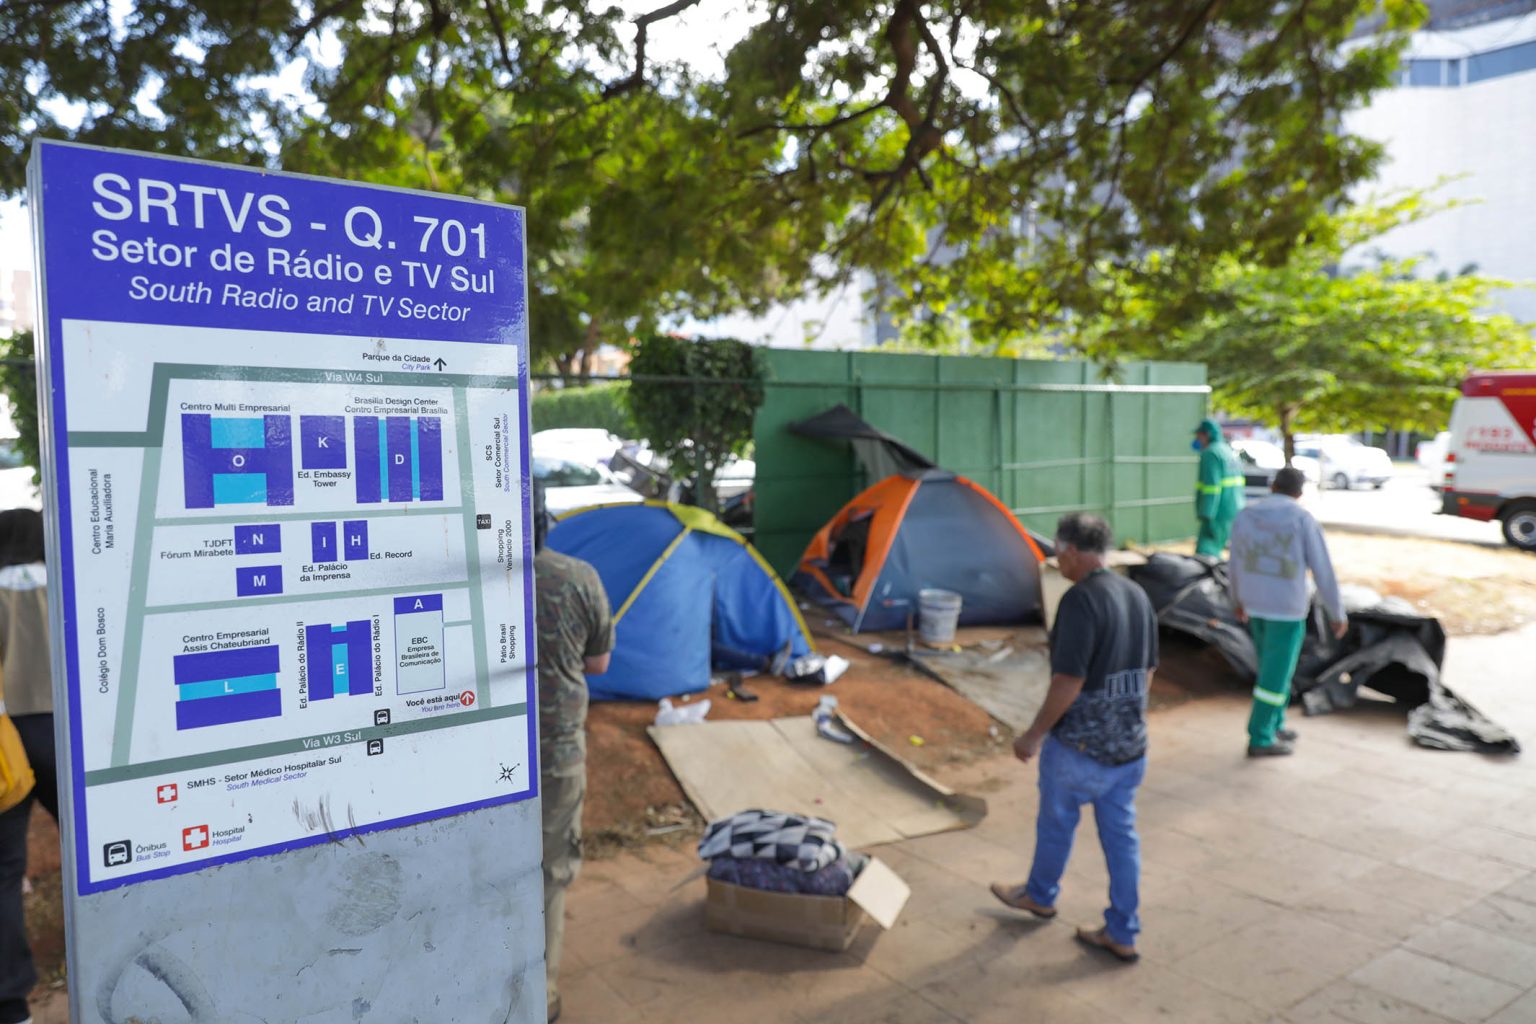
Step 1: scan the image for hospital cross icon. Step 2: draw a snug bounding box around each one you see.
[156,783,178,804]
[182,825,210,852]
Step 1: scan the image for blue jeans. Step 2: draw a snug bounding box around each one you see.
[1025,735,1146,946]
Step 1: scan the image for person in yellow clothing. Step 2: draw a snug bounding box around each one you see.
[1193,418,1245,557]
[0,509,51,1024]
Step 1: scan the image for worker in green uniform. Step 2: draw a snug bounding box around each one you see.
[1193,418,1245,557]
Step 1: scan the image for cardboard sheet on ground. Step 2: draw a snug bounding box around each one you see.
[914,629,1053,733]
[649,713,986,849]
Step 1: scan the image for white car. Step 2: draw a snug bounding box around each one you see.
[530,429,622,466]
[1416,431,1451,490]
[0,439,39,511]
[1294,436,1394,490]
[531,453,642,517]
[715,456,755,500]
[1232,439,1321,499]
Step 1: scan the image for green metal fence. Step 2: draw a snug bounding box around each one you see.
[753,349,1210,577]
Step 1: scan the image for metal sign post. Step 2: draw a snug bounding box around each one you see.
[28,141,544,1022]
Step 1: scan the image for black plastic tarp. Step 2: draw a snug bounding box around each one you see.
[789,404,937,482]
[1128,553,1519,755]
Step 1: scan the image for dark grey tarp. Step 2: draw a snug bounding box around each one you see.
[1129,553,1520,755]
[789,404,937,482]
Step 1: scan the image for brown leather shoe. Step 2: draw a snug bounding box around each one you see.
[1075,926,1139,963]
[989,881,1057,919]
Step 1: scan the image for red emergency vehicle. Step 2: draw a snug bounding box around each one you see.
[1442,371,1536,551]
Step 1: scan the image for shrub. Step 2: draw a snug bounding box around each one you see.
[531,380,636,438]
[0,331,38,482]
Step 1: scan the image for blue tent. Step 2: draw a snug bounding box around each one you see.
[547,502,814,701]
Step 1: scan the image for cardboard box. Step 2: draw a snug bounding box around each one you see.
[703,857,911,952]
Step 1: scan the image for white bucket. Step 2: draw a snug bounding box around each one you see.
[917,588,963,646]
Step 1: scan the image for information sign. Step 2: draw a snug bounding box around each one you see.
[29,141,537,896]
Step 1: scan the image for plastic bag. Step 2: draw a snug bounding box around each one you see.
[785,654,851,686]
[655,697,711,726]
[813,695,854,744]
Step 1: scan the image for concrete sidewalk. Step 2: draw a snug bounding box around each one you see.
[557,628,1536,1024]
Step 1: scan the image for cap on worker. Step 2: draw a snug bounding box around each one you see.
[1194,417,1223,438]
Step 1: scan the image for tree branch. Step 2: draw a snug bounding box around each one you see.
[602,0,705,98]
[286,0,360,56]
[737,100,886,138]
[482,0,517,79]
[1110,0,1223,92]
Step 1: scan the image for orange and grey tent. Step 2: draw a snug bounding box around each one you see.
[793,470,1046,633]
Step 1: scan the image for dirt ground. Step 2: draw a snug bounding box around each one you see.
[581,618,1239,855]
[1324,532,1536,636]
[582,622,1001,854]
[1153,532,1536,636]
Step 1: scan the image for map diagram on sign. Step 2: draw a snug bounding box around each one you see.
[61,320,534,887]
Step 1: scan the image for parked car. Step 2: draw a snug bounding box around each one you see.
[718,487,754,536]
[605,443,755,507]
[1294,435,1394,490]
[0,439,39,511]
[1416,431,1451,491]
[714,456,755,501]
[1232,439,1320,499]
[607,445,674,500]
[530,428,622,466]
[531,453,643,516]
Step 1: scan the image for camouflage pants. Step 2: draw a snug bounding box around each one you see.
[542,766,585,998]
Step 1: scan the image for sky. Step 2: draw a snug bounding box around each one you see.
[0,1,758,275]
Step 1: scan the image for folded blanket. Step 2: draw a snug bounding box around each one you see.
[697,809,845,872]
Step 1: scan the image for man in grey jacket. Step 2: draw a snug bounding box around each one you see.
[1229,468,1347,757]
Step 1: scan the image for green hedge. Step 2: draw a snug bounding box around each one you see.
[531,381,637,438]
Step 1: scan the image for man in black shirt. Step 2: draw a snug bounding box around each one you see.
[990,513,1157,963]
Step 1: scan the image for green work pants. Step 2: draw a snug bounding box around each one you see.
[1247,617,1307,748]
[1196,516,1232,557]
[542,766,586,1003]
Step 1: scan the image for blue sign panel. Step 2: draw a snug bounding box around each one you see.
[29,142,538,895]
[32,144,526,344]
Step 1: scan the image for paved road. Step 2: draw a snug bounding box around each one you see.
[1308,467,1509,549]
[556,626,1536,1024]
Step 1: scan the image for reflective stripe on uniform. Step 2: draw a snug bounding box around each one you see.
[1251,687,1288,707]
[1197,484,1222,495]
[1222,476,1245,487]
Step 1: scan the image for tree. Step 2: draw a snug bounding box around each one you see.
[626,334,762,515]
[1094,194,1536,459]
[716,0,1426,344]
[1,1,1425,359]
[0,330,37,481]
